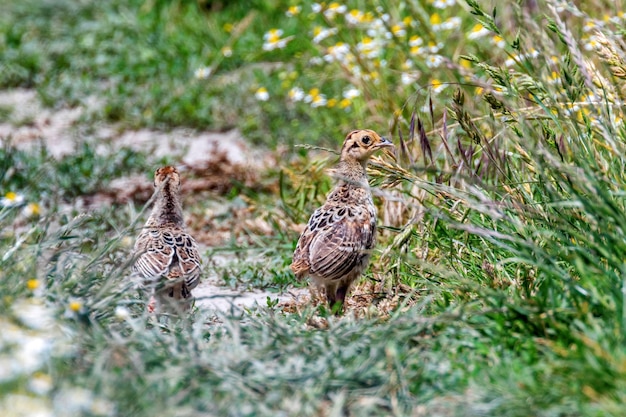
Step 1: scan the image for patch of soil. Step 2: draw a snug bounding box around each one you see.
[0,88,306,315]
[0,89,88,157]
[194,278,306,315]
[278,279,419,323]
[0,89,286,249]
[96,140,261,206]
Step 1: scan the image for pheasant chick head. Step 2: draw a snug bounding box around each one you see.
[154,166,181,189]
[340,129,394,164]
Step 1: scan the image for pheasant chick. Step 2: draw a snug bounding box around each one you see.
[132,166,202,315]
[291,129,393,314]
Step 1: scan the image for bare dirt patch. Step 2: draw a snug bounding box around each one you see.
[0,88,264,170]
[0,88,297,313]
[194,279,306,315]
[278,279,419,323]
[97,140,261,206]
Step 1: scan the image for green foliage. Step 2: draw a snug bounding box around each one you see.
[54,142,149,198]
[0,140,150,205]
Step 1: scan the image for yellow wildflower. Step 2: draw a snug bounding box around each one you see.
[69,301,82,312]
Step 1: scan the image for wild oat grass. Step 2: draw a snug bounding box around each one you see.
[1,0,626,416]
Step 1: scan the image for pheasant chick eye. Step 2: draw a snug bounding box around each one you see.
[291,129,394,314]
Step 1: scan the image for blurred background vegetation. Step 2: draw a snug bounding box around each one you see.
[2,0,626,415]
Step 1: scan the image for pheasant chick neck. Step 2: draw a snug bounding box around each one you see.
[147,181,184,227]
[334,154,370,188]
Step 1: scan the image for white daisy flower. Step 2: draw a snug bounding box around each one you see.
[1,191,25,208]
[342,87,361,100]
[288,87,305,102]
[255,87,270,101]
[194,67,211,80]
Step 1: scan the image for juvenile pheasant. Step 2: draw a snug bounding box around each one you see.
[132,166,202,314]
[291,129,394,314]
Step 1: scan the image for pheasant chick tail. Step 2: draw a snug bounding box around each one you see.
[291,129,394,314]
[132,166,202,314]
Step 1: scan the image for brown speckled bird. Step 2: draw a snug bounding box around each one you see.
[291,129,394,314]
[132,166,201,314]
